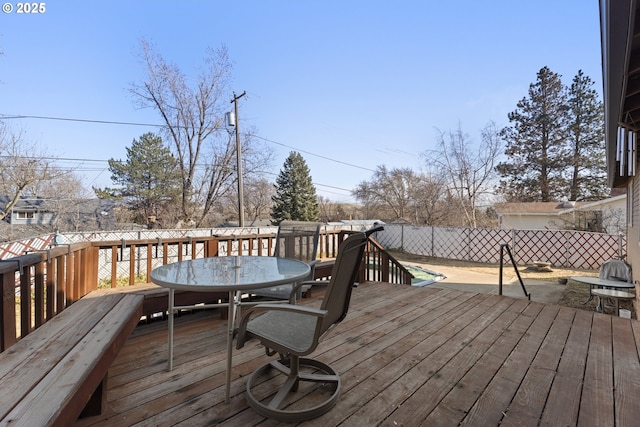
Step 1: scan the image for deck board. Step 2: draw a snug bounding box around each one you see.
[74,281,640,426]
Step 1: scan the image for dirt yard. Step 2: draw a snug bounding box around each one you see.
[390,251,636,317]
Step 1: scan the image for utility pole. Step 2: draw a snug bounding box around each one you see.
[231,91,247,227]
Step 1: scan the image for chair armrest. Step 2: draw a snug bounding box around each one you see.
[288,278,329,303]
[236,303,328,349]
[308,259,320,279]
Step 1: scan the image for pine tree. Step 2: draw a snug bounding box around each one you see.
[271,151,319,223]
[497,66,570,202]
[94,132,182,225]
[567,70,608,201]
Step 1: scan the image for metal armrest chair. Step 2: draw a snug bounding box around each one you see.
[236,225,383,422]
[247,221,322,303]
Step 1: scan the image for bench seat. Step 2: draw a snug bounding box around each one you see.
[0,290,143,426]
[105,283,229,320]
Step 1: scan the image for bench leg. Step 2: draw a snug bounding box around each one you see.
[79,374,108,418]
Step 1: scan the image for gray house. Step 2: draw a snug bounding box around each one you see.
[0,196,55,226]
[0,196,117,231]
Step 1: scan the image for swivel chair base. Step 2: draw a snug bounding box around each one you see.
[245,356,340,422]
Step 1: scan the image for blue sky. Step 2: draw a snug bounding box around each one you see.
[0,1,603,203]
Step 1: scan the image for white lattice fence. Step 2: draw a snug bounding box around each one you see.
[432,227,470,259]
[1,224,626,273]
[377,224,625,270]
[0,234,54,260]
[469,228,513,263]
[381,225,410,251]
[61,227,279,244]
[512,230,568,267]
[565,231,624,269]
[93,228,280,283]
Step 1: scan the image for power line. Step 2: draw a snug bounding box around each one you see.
[252,135,376,173]
[0,114,162,128]
[1,113,376,173]
[0,113,367,197]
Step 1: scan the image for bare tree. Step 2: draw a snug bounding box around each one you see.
[130,39,272,227]
[353,166,424,220]
[426,122,502,228]
[0,125,76,221]
[30,170,95,231]
[222,177,275,224]
[410,173,449,225]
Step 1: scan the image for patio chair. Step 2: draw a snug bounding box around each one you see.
[246,221,322,303]
[593,258,633,311]
[236,225,383,422]
[599,258,632,282]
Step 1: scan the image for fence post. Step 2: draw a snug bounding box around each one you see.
[431,226,435,257]
[618,233,624,259]
[564,231,570,268]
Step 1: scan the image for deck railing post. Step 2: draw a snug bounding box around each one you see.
[1,271,17,351]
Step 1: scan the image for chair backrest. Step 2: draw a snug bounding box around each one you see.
[599,258,632,282]
[319,227,381,334]
[273,221,322,263]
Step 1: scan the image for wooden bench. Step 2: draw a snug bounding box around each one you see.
[0,290,144,426]
[107,283,229,320]
[313,260,335,280]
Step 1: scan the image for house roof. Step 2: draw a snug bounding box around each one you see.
[0,196,51,212]
[600,0,640,187]
[495,195,626,216]
[494,201,586,216]
[0,196,115,213]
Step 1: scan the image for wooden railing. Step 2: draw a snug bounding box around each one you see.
[0,242,98,351]
[362,237,414,285]
[0,229,412,352]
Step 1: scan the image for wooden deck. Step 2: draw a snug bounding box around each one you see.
[75,281,640,426]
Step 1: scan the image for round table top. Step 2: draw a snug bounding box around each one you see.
[150,256,311,292]
[570,276,635,289]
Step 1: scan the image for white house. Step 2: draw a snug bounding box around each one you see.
[495,195,626,233]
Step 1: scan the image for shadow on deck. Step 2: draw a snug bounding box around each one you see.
[75,281,640,426]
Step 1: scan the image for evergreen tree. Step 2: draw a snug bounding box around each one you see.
[497,67,570,202]
[567,70,608,201]
[271,151,319,223]
[94,132,182,225]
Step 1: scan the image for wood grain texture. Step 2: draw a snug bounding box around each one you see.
[70,281,640,426]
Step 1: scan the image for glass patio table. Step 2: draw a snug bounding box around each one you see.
[150,256,311,403]
[570,276,635,311]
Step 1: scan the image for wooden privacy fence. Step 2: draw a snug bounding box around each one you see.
[379,224,626,270]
